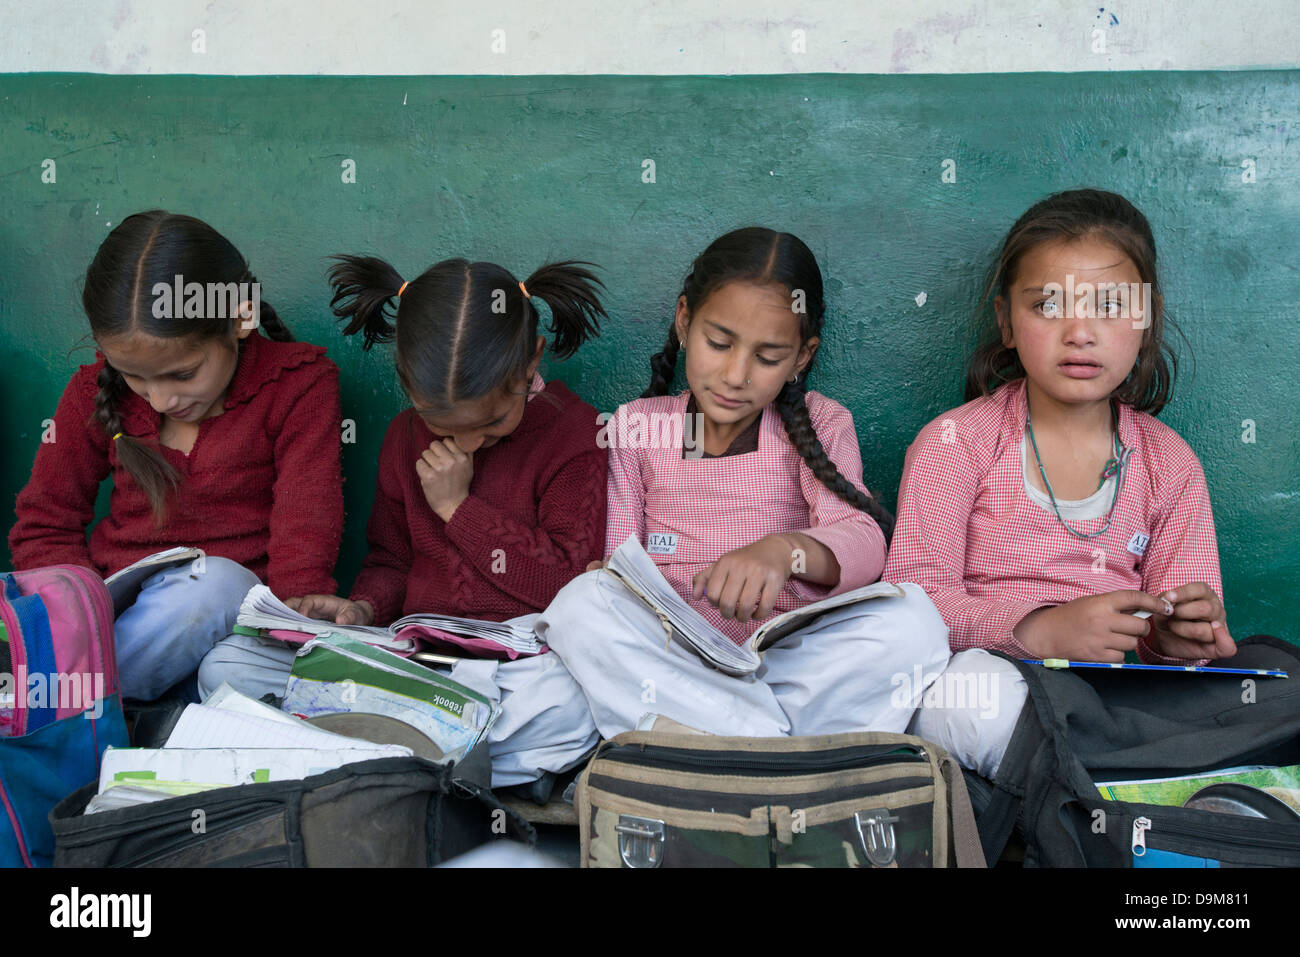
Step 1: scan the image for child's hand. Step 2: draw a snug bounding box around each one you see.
[285,595,375,626]
[691,535,795,621]
[586,559,608,572]
[1148,583,1237,661]
[1015,590,1172,662]
[416,437,474,522]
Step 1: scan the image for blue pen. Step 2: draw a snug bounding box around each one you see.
[1021,658,1288,678]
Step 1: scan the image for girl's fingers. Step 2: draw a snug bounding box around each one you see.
[717,571,746,619]
[736,577,765,621]
[1168,618,1215,643]
[1110,590,1171,617]
[1211,621,1237,659]
[1109,613,1152,638]
[755,580,781,620]
[1169,598,1215,622]
[691,565,712,600]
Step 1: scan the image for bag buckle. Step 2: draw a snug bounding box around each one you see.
[615,815,665,868]
[856,808,899,867]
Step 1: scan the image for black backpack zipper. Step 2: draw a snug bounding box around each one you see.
[602,742,928,776]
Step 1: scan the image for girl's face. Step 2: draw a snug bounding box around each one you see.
[98,321,251,424]
[675,280,817,427]
[412,335,545,453]
[995,235,1149,409]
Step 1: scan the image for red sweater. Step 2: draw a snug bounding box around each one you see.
[350,379,607,626]
[9,332,344,597]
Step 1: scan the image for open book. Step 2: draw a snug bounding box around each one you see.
[104,546,205,618]
[235,585,546,659]
[603,534,907,677]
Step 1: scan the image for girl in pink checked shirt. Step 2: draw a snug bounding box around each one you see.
[535,227,951,738]
[886,189,1238,778]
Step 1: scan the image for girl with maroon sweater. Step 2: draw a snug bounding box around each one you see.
[201,254,608,786]
[9,211,344,703]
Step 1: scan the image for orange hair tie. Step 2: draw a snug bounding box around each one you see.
[519,281,531,300]
[397,281,409,298]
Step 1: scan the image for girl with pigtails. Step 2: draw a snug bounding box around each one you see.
[536,227,950,738]
[202,253,610,788]
[9,210,344,703]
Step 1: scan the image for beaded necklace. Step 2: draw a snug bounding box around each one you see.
[1025,400,1131,540]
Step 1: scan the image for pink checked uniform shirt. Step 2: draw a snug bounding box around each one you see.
[602,390,888,646]
[882,379,1222,664]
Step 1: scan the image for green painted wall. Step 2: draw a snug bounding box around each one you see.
[1,72,1295,640]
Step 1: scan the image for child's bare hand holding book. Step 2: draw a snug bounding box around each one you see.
[284,595,375,626]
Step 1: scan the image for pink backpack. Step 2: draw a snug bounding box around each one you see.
[0,565,128,866]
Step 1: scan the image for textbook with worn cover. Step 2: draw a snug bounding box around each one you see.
[235,584,546,659]
[602,534,905,676]
[281,634,495,764]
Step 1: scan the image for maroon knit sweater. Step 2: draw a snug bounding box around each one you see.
[9,333,344,597]
[349,380,607,626]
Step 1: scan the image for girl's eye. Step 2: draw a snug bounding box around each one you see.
[1099,299,1121,318]
[706,339,729,351]
[755,356,781,367]
[1036,299,1062,317]
[174,372,195,381]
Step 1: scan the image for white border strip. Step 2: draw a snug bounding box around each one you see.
[2,0,1298,75]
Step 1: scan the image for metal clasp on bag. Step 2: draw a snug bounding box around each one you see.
[856,809,900,867]
[616,815,665,868]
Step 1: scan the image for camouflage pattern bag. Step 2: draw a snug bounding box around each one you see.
[575,731,985,868]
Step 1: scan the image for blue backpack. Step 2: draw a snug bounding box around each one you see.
[0,566,128,867]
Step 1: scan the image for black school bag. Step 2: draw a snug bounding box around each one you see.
[49,754,534,868]
[970,635,1300,867]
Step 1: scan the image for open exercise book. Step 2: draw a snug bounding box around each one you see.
[88,684,412,814]
[104,546,205,618]
[235,585,546,659]
[603,534,907,677]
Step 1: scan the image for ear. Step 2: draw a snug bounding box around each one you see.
[525,335,545,377]
[994,295,1014,349]
[234,301,257,340]
[795,336,819,375]
[673,295,690,348]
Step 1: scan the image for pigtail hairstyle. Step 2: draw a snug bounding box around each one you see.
[643,227,896,541]
[330,255,605,411]
[966,188,1186,415]
[82,210,292,524]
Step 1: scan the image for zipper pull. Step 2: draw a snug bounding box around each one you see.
[1131,816,1151,857]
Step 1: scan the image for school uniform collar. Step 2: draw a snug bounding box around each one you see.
[679,389,777,454]
[222,332,326,410]
[1006,377,1139,454]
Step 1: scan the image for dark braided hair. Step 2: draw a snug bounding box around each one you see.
[643,227,895,540]
[328,254,605,412]
[83,210,293,523]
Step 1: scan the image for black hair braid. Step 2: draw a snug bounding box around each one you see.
[241,270,294,342]
[91,364,179,523]
[774,379,896,542]
[91,364,126,439]
[641,325,682,398]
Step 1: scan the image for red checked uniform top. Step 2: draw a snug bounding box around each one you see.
[602,390,888,646]
[349,377,607,626]
[9,332,345,597]
[882,378,1222,664]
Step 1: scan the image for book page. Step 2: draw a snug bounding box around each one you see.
[604,535,754,675]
